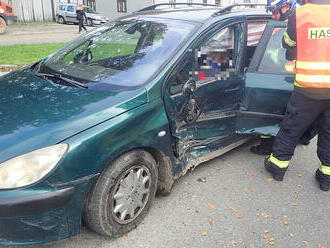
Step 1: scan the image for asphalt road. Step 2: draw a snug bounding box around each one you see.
[3,138,330,248]
[0,23,94,46]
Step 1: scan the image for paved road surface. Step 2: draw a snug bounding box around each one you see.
[2,139,330,248]
[0,23,95,46]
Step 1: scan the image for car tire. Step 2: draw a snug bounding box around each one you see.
[58,16,66,24]
[83,149,158,237]
[0,17,6,35]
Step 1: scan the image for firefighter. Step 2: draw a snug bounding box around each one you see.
[264,0,330,191]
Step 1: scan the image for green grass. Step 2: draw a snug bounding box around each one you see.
[0,43,66,66]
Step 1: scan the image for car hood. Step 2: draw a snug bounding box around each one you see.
[0,69,147,162]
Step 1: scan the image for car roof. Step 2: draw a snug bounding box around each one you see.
[119,7,270,24]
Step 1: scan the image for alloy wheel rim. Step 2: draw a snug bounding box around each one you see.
[111,165,151,224]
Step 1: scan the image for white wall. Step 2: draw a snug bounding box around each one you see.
[96,0,152,20]
[95,0,267,20]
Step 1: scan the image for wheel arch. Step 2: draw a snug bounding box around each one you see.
[143,146,174,196]
[91,146,175,197]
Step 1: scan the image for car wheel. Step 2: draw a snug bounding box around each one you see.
[58,16,66,24]
[86,19,93,26]
[83,149,158,237]
[0,17,6,34]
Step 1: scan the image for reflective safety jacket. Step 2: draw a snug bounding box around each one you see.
[295,3,330,88]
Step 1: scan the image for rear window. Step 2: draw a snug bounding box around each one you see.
[59,5,66,11]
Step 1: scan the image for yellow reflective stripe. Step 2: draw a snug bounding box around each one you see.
[283,31,296,47]
[269,153,290,168]
[319,162,330,175]
[296,61,330,70]
[296,74,330,83]
[261,135,272,139]
[285,64,294,72]
[294,81,306,87]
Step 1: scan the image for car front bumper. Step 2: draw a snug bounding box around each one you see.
[0,175,98,245]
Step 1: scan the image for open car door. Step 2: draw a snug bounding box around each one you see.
[236,20,294,137]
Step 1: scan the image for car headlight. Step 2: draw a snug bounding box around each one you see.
[0,144,68,189]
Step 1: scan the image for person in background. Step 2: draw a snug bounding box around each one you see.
[76,4,87,34]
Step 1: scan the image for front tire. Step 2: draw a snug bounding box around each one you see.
[57,16,66,24]
[83,150,158,237]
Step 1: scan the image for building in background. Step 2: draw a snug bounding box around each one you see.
[2,0,267,22]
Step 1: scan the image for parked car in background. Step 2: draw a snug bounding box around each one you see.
[56,3,108,26]
[0,3,305,245]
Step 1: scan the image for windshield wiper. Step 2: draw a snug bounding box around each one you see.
[35,72,88,89]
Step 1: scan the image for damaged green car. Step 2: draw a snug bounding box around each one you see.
[0,3,297,245]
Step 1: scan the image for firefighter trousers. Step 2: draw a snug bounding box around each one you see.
[273,90,330,166]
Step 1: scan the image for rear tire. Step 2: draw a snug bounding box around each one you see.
[0,17,7,35]
[83,150,158,237]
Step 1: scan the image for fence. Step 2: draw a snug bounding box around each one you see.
[4,0,57,22]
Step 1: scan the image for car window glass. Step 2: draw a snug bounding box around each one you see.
[168,23,243,95]
[59,5,66,11]
[196,24,243,81]
[245,21,267,69]
[247,21,267,46]
[67,5,74,12]
[258,27,292,74]
[43,19,195,91]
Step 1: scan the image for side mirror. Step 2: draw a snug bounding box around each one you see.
[182,79,196,95]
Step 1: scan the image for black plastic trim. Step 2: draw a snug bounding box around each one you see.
[0,187,75,218]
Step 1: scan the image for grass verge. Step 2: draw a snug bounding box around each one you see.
[0,43,66,67]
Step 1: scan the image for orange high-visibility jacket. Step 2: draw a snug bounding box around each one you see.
[296,3,330,88]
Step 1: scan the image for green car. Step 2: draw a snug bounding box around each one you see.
[0,3,298,245]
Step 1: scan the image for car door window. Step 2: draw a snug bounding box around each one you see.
[197,26,237,81]
[168,23,244,95]
[59,5,66,11]
[67,5,74,12]
[245,21,267,69]
[258,27,293,74]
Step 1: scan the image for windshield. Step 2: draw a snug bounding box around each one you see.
[42,18,196,91]
[84,7,97,14]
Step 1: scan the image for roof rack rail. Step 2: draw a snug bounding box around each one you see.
[136,3,217,12]
[212,3,268,16]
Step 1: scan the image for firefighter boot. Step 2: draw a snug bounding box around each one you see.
[315,169,330,191]
[250,137,274,155]
[264,157,288,181]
